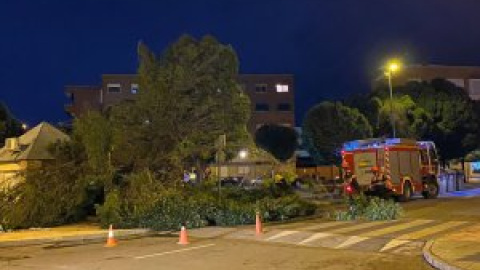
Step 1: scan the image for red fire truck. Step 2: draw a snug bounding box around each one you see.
[341,138,440,201]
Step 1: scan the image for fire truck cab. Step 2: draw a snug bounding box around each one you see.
[342,138,440,201]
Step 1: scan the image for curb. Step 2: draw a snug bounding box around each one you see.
[0,229,161,248]
[423,239,462,270]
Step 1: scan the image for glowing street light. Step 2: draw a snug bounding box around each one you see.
[239,149,248,159]
[384,59,402,138]
[21,123,28,130]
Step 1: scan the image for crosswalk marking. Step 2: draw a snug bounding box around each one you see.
[265,230,298,241]
[335,236,369,249]
[301,222,348,231]
[361,219,435,237]
[380,239,411,252]
[328,220,399,234]
[395,221,469,240]
[298,232,331,245]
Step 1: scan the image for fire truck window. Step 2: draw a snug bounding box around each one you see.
[429,147,438,161]
[420,149,428,163]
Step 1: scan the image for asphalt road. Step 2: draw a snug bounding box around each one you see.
[4,189,480,270]
[0,236,431,270]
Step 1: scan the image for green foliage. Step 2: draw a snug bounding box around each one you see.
[110,35,251,181]
[0,102,22,146]
[95,173,316,230]
[96,190,122,228]
[255,124,298,162]
[374,95,432,138]
[302,101,373,165]
[74,111,113,175]
[0,165,89,229]
[359,79,480,161]
[363,197,404,221]
[335,195,403,221]
[397,79,480,160]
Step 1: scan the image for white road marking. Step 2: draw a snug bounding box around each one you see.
[380,239,411,252]
[298,232,332,245]
[134,244,215,259]
[329,220,399,234]
[301,222,348,231]
[396,221,469,240]
[362,219,436,237]
[265,230,299,241]
[334,236,369,249]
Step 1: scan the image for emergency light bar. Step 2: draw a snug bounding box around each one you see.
[342,138,418,151]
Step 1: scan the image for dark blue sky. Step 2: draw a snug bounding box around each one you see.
[1,0,480,125]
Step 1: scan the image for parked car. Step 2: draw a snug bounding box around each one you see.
[220,176,244,187]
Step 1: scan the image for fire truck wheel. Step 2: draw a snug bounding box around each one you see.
[399,182,412,202]
[422,181,439,199]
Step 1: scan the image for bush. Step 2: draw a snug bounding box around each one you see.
[335,195,403,221]
[0,168,91,230]
[364,197,403,221]
[94,170,318,231]
[136,193,207,230]
[213,200,256,226]
[96,190,122,228]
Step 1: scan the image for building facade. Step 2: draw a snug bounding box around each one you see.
[0,122,69,188]
[65,74,295,134]
[392,64,480,100]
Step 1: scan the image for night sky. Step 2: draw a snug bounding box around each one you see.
[1,0,480,126]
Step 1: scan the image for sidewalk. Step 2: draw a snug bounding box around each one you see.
[423,223,480,270]
[0,223,154,248]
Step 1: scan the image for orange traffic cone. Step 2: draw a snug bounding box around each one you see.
[178,226,189,245]
[256,212,263,236]
[105,224,117,247]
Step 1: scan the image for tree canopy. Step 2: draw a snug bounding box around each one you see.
[254,124,298,162]
[0,102,22,146]
[347,79,480,162]
[109,35,251,179]
[302,101,373,165]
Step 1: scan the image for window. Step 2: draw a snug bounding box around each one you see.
[277,103,291,111]
[107,83,121,93]
[276,84,289,93]
[469,79,480,95]
[255,103,269,111]
[255,84,267,93]
[131,84,139,94]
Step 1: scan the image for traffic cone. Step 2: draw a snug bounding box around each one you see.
[105,224,117,247]
[256,212,263,236]
[178,226,189,245]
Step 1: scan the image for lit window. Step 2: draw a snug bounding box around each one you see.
[107,83,121,93]
[255,84,267,93]
[255,103,269,111]
[276,84,289,93]
[277,103,291,111]
[131,84,139,94]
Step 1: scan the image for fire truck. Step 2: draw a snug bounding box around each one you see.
[341,138,440,201]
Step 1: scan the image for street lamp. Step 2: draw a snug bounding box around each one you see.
[239,149,248,159]
[384,60,401,138]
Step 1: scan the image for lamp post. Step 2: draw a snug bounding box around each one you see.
[385,61,400,138]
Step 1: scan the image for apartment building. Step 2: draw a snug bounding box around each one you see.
[392,64,480,100]
[65,74,295,134]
